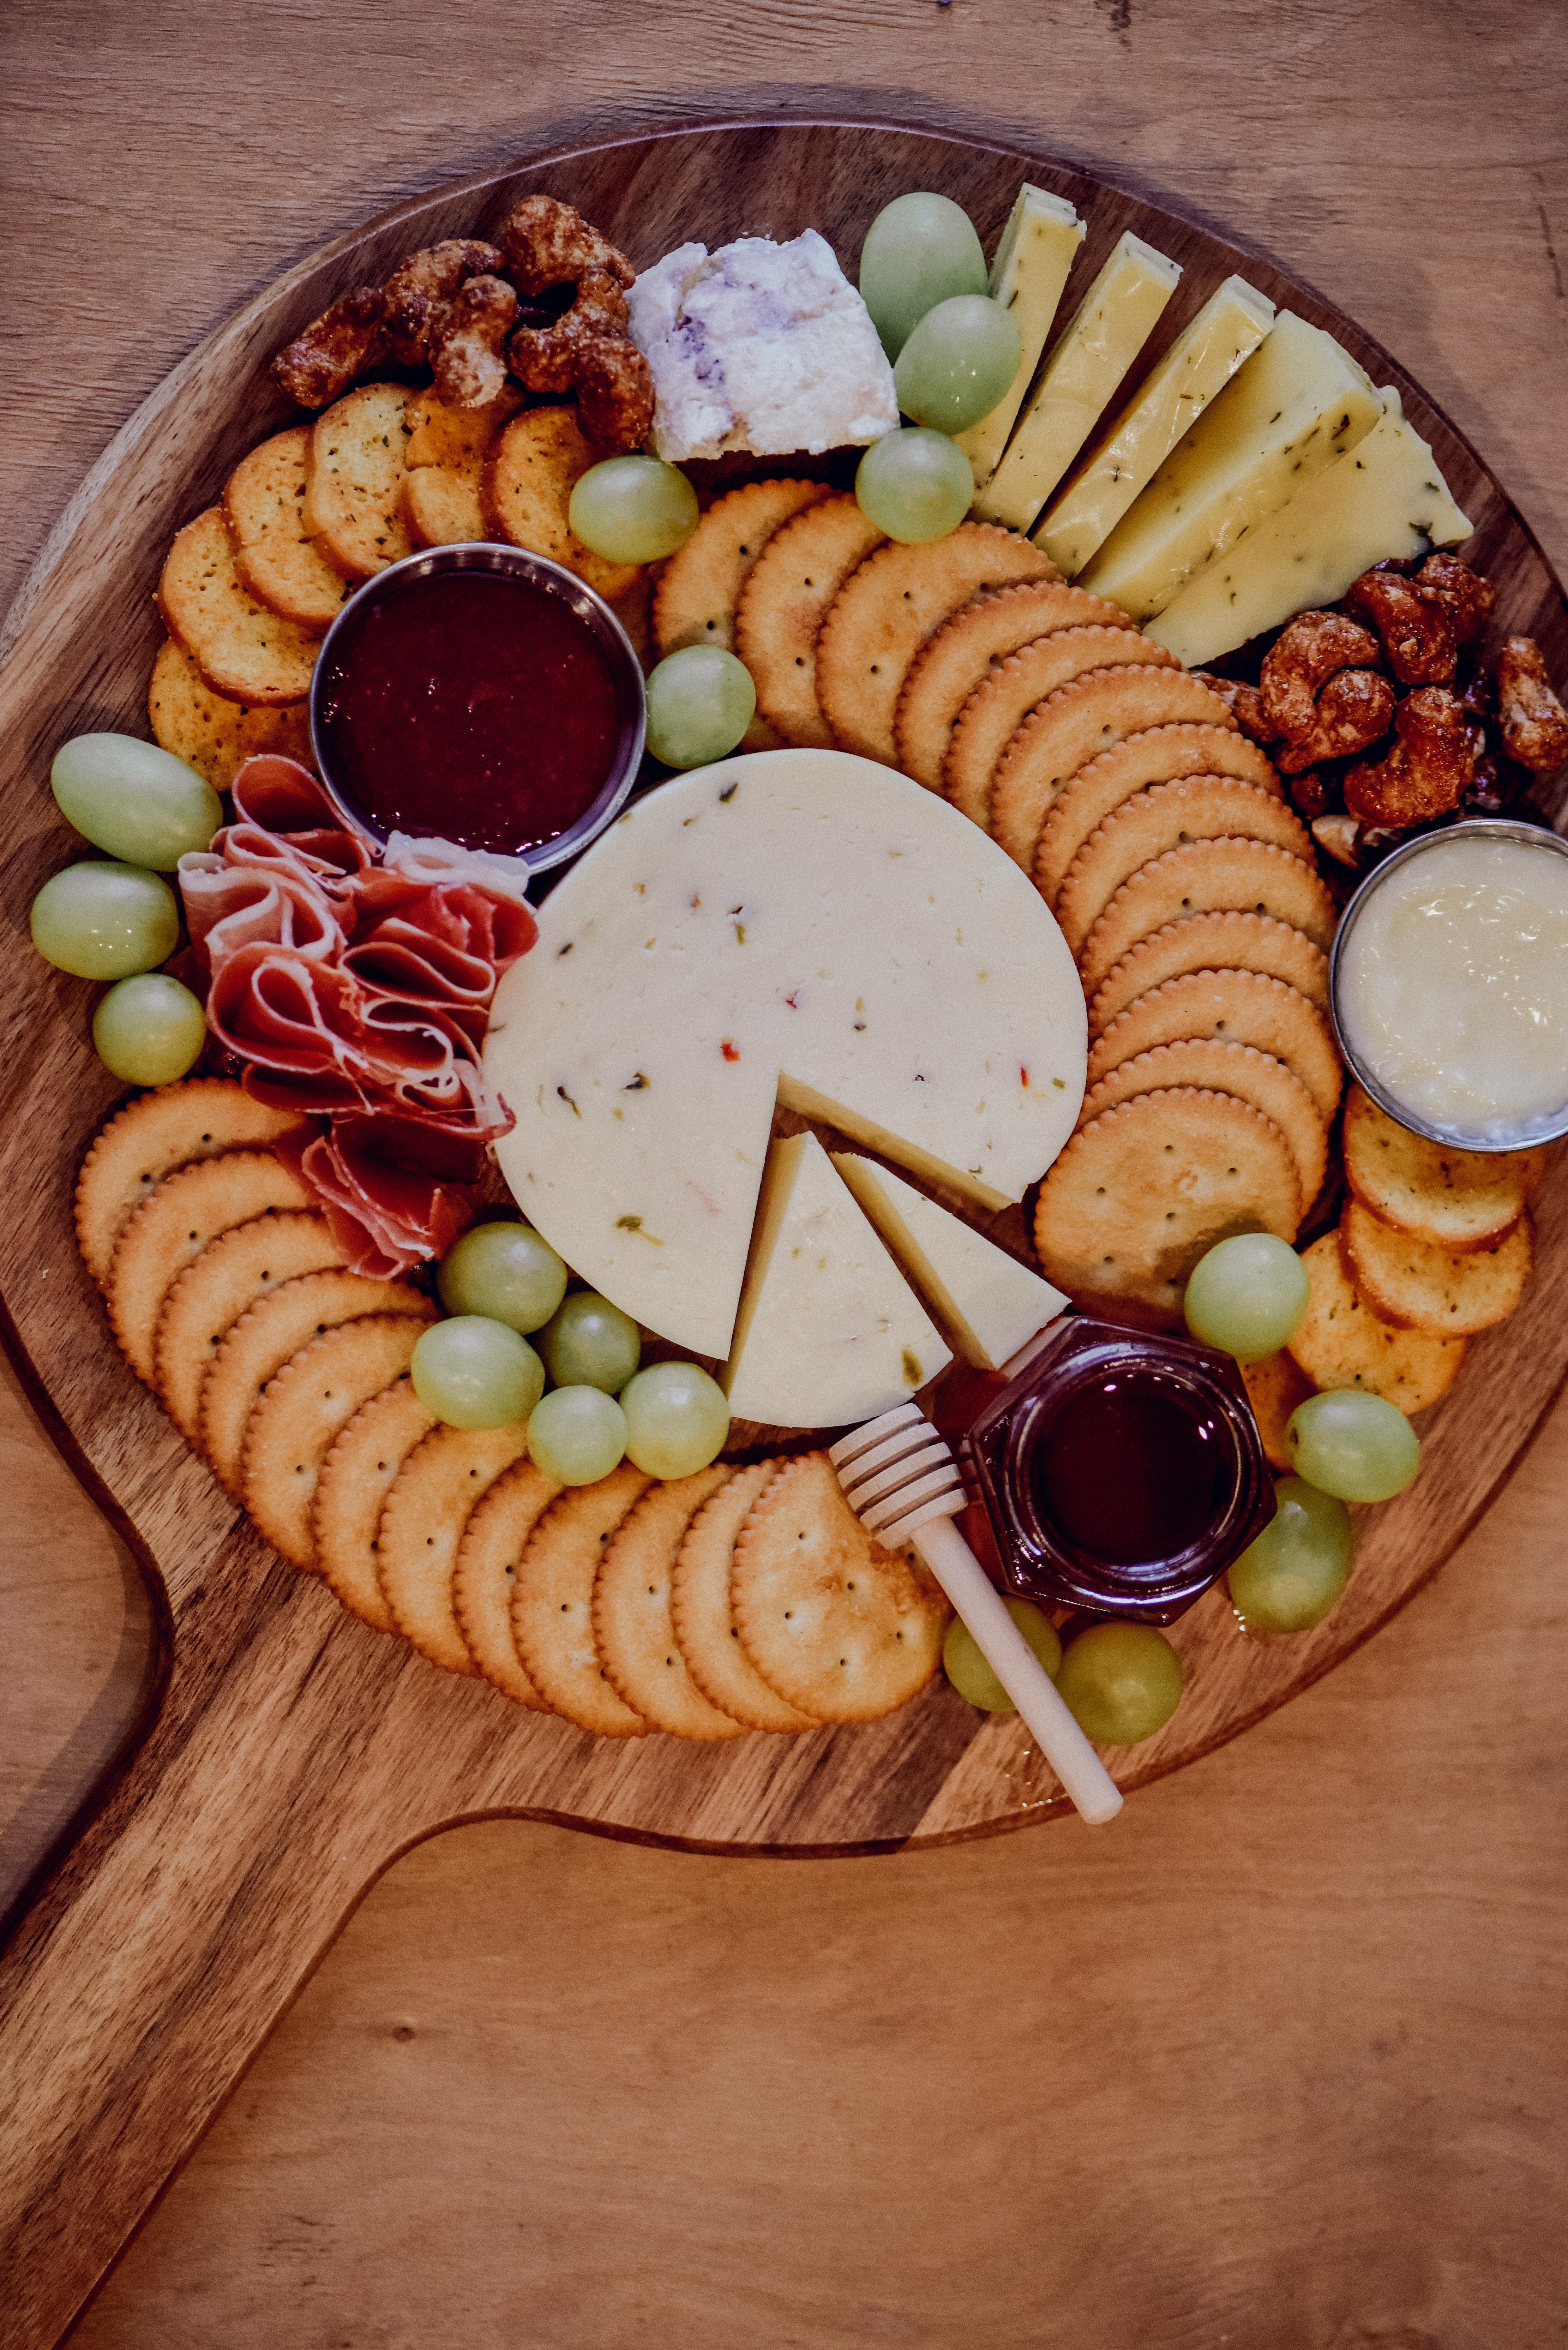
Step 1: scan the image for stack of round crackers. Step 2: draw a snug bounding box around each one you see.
[77,1080,950,1738]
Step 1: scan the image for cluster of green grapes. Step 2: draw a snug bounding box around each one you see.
[416,1219,730,1486]
[31,735,220,1085]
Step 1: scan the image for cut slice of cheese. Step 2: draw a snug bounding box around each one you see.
[485,749,1086,1357]
[1145,389,1474,667]
[1077,312,1383,621]
[831,1156,1067,1370]
[1036,276,1276,579]
[722,1134,950,1428]
[975,232,1181,534]
[955,185,1084,495]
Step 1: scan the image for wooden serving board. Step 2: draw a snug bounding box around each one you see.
[1,119,1566,2347]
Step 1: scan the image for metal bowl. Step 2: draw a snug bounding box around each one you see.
[1328,816,1568,1152]
[308,540,647,875]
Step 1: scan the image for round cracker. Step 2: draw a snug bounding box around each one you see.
[1341,1084,1536,1254]
[1086,913,1331,1040]
[894,580,1136,792]
[1033,1089,1302,1328]
[1087,969,1343,1123]
[671,1462,819,1733]
[734,494,885,748]
[990,667,1234,871]
[453,1460,563,1709]
[241,1314,430,1570]
[1057,778,1314,956]
[945,628,1180,830]
[482,405,639,602]
[224,426,354,632]
[1239,1349,1316,1473]
[148,638,314,793]
[656,479,831,750]
[202,1269,433,1495]
[377,1422,533,1676]
[77,1079,308,1288]
[1077,839,1336,998]
[592,1469,747,1738]
[1286,1232,1466,1412]
[1036,723,1283,905]
[1077,1040,1328,1207]
[511,1464,654,1736]
[313,1377,438,1635]
[154,1210,347,1443]
[157,506,319,705]
[729,1452,949,1724]
[816,523,1056,766]
[301,382,415,582]
[106,1150,315,1383]
[1340,1198,1533,1337]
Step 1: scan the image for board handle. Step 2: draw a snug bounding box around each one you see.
[0,1590,437,2350]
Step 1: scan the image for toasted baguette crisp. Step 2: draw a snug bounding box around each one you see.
[1341,1085,1536,1253]
[148,639,313,789]
[483,406,640,601]
[302,382,415,580]
[402,383,527,548]
[224,427,353,630]
[156,508,318,705]
[1286,1232,1465,1412]
[1340,1199,1534,1335]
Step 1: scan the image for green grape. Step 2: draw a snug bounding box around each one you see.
[538,1291,642,1393]
[527,1383,628,1485]
[944,1599,1062,1712]
[645,646,756,770]
[1055,1622,1184,1745]
[30,861,180,981]
[52,733,221,869]
[893,295,1021,434]
[858,191,988,360]
[1286,1388,1419,1503]
[1228,1477,1354,1633]
[569,456,699,565]
[619,1359,730,1478]
[92,973,207,1086]
[1184,1232,1310,1362]
[855,429,974,544]
[437,1220,568,1334]
[411,1316,545,1430]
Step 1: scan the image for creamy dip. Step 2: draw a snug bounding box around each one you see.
[1335,828,1568,1145]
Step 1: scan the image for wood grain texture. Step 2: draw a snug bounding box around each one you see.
[0,9,1561,2340]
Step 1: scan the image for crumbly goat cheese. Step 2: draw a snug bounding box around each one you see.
[626,230,899,464]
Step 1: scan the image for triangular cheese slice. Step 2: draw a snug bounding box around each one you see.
[721,1134,950,1429]
[833,1155,1067,1370]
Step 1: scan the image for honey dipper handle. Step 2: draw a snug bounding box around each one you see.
[908,1518,1124,1826]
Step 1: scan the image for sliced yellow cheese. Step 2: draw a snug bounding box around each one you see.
[722,1134,950,1429]
[955,184,1084,495]
[1076,312,1382,621]
[975,232,1181,534]
[1036,275,1277,578]
[1145,389,1474,668]
[831,1156,1067,1370]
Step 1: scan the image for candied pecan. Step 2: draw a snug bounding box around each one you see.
[272,285,388,409]
[1342,570,1456,686]
[1343,687,1475,826]
[1495,635,1568,774]
[1258,609,1384,762]
[1288,768,1334,822]
[509,268,631,392]
[429,275,520,407]
[383,239,505,366]
[1417,551,1495,646]
[576,335,657,452]
[1193,672,1278,744]
[497,194,635,294]
[1275,668,1396,774]
[1311,813,1363,869]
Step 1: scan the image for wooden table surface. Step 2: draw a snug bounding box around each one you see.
[3,4,1566,2343]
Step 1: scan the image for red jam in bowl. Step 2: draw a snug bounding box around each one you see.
[313,564,632,859]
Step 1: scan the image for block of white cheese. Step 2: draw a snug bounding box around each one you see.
[722,1135,950,1428]
[1076,312,1383,621]
[831,1156,1067,1370]
[1035,276,1277,578]
[485,749,1086,1357]
[626,231,899,463]
[1145,390,1474,667]
[975,232,1181,533]
[954,185,1084,495]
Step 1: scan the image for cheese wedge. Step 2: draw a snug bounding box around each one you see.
[722,1135,950,1428]
[955,185,1084,495]
[1036,276,1277,578]
[486,749,1086,1357]
[831,1156,1067,1370]
[1145,389,1474,667]
[975,232,1181,533]
[1077,312,1382,621]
